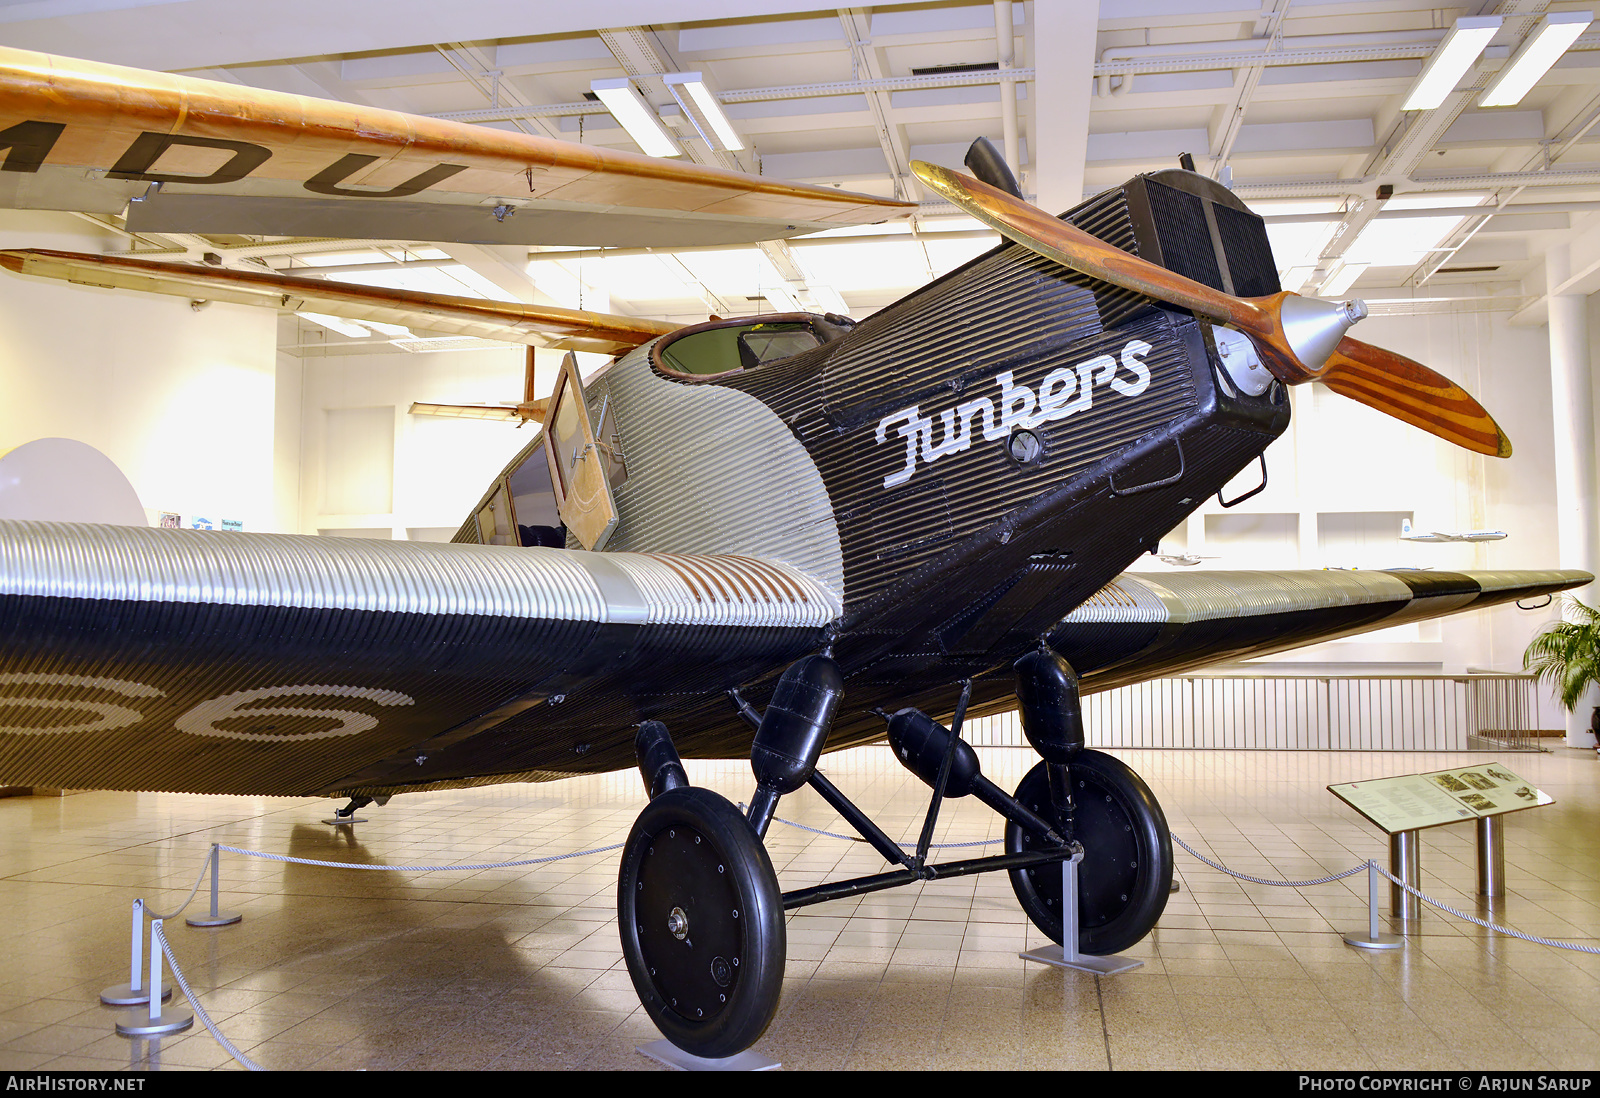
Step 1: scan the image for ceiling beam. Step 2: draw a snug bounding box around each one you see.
[1307,0,1555,290]
[837,8,914,202]
[1031,0,1100,213]
[1207,0,1291,180]
[436,44,563,141]
[0,0,844,71]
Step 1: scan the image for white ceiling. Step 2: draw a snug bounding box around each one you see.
[8,0,1600,346]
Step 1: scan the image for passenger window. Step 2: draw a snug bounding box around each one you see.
[507,455,564,548]
[475,482,517,546]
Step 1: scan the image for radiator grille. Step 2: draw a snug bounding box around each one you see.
[1213,202,1281,298]
[1142,177,1225,290]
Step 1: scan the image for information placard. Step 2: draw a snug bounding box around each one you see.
[1328,763,1552,835]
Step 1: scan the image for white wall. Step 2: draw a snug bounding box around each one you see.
[0,211,281,531]
[293,342,563,538]
[1147,298,1575,721]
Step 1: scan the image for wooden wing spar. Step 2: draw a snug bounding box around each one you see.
[410,349,551,426]
[0,248,676,355]
[0,47,914,248]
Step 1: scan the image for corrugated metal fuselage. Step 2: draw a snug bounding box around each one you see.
[424,233,1294,789]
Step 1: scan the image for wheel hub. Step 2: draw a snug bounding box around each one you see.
[634,824,743,1023]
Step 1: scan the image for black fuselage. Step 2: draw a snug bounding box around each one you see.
[441,170,1293,780]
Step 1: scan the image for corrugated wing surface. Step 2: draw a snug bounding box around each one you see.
[0,522,834,794]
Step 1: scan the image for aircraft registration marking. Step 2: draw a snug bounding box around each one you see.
[874,339,1153,488]
[0,675,415,742]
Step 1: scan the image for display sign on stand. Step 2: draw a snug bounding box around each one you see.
[1329,763,1552,930]
[1330,763,1552,832]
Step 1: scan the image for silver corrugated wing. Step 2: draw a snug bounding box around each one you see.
[1119,570,1417,623]
[1464,569,1593,595]
[0,520,840,628]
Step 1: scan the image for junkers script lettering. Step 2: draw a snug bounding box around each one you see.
[875,339,1153,488]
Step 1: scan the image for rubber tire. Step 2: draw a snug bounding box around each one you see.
[1005,751,1172,955]
[617,786,786,1059]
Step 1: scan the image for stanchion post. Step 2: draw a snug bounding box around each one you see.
[116,919,192,1037]
[100,899,172,1006]
[186,844,242,928]
[1020,844,1143,974]
[1344,860,1402,950]
[1477,815,1505,898]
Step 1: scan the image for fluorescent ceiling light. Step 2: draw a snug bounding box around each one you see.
[1343,193,1477,267]
[663,72,744,152]
[763,283,802,312]
[359,319,414,338]
[809,284,850,316]
[296,311,369,338]
[1281,265,1318,291]
[1480,11,1592,107]
[1402,16,1502,111]
[1320,262,1368,297]
[590,78,680,158]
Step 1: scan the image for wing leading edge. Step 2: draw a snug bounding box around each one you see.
[0,47,914,247]
[1051,568,1591,691]
[0,521,840,797]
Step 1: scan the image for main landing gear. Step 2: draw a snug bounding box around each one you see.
[617,646,1174,1062]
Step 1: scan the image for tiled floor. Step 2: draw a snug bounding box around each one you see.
[0,745,1596,1071]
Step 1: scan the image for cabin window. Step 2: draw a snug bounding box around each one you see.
[475,482,517,546]
[508,454,565,548]
[655,315,852,378]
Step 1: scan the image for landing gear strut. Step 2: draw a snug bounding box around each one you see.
[1007,648,1172,953]
[617,645,1174,1062]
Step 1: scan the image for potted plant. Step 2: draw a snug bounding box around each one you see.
[1523,597,1600,751]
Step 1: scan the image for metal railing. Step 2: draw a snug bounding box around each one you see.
[964,674,1543,751]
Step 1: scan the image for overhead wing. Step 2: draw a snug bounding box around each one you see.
[0,47,913,247]
[1049,568,1590,691]
[0,520,839,797]
[0,248,675,354]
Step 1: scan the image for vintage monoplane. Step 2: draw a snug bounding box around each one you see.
[0,47,1587,1061]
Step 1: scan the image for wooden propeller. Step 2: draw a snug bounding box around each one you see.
[1320,337,1511,458]
[912,161,1512,458]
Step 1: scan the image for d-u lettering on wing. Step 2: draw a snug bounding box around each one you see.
[0,47,914,248]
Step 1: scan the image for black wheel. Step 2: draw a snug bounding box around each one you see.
[617,786,785,1059]
[1005,751,1171,954]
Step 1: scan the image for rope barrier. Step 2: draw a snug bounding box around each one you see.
[214,841,624,875]
[1169,835,1600,954]
[119,835,628,1071]
[1371,862,1600,955]
[145,854,219,922]
[1170,834,1369,887]
[151,923,262,1072]
[112,795,1600,1076]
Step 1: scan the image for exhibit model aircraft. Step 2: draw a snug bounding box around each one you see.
[1400,518,1509,543]
[0,47,1587,1061]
